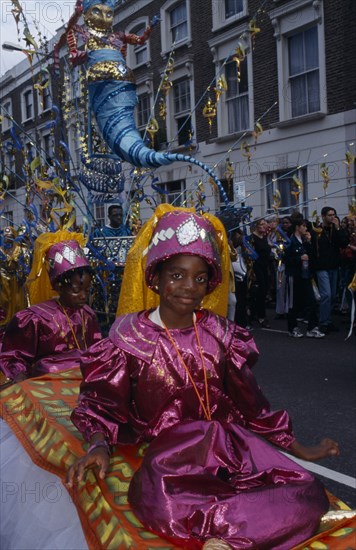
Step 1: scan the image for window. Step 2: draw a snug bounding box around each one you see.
[265,168,308,216]
[3,149,15,179]
[22,89,34,120]
[42,133,53,160]
[170,2,187,43]
[173,78,192,146]
[161,0,191,53]
[134,24,148,65]
[95,204,105,227]
[126,19,151,68]
[212,0,247,31]
[2,211,13,229]
[159,179,186,206]
[225,0,244,19]
[208,24,252,138]
[225,59,249,133]
[137,93,151,131]
[270,0,326,122]
[1,100,12,131]
[42,86,52,112]
[289,27,320,117]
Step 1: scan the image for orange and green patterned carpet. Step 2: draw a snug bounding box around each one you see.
[1,369,355,549]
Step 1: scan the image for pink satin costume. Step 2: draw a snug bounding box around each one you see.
[72,309,328,549]
[0,299,101,379]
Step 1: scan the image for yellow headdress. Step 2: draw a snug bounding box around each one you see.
[117,204,229,317]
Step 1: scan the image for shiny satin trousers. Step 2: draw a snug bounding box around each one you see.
[129,420,328,549]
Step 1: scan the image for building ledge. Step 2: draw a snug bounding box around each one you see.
[207,130,251,145]
[273,111,326,129]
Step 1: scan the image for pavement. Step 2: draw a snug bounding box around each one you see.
[249,309,356,508]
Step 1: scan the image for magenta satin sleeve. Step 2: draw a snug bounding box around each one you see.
[71,338,131,444]
[85,309,102,345]
[225,326,295,449]
[0,311,39,379]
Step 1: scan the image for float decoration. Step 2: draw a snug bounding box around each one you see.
[202,98,217,133]
[252,122,263,149]
[320,162,330,193]
[272,188,281,213]
[214,75,228,105]
[54,0,229,205]
[291,174,303,206]
[232,44,246,82]
[344,150,355,178]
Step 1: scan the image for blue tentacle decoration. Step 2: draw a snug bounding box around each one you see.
[87,48,229,204]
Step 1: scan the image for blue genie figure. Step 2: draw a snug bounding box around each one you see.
[55,0,227,198]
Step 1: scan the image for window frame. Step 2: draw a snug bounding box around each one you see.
[270,0,326,123]
[158,178,187,206]
[212,0,247,32]
[208,26,253,138]
[161,0,192,55]
[126,17,151,69]
[164,62,195,150]
[22,87,34,122]
[265,167,308,218]
[1,99,13,132]
[224,57,250,134]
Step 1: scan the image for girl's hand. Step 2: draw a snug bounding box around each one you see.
[289,438,340,461]
[66,447,110,487]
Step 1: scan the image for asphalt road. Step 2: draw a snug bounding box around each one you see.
[250,311,356,508]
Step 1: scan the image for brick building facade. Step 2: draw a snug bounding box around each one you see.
[0,0,355,230]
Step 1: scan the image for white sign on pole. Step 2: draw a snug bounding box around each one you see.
[234,180,246,204]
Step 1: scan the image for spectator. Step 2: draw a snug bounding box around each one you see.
[231,229,249,328]
[311,207,349,333]
[284,219,325,338]
[280,216,293,236]
[227,240,237,321]
[93,204,132,238]
[249,219,271,327]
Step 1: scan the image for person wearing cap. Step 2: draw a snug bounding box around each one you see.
[66,204,340,550]
[0,230,101,385]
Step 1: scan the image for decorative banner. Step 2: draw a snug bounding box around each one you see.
[320,162,330,192]
[272,189,281,212]
[252,122,263,148]
[158,98,166,120]
[215,75,228,104]
[202,98,217,133]
[240,141,252,163]
[344,150,355,178]
[146,117,159,148]
[291,174,303,205]
[232,44,246,82]
[248,19,261,49]
[224,158,234,183]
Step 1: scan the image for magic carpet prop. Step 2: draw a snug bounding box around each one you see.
[1,369,355,550]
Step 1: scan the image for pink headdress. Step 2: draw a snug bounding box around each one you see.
[46,240,89,284]
[144,210,222,294]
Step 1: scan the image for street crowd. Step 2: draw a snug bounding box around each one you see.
[228,206,356,338]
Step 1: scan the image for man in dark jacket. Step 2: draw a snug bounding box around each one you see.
[312,207,349,333]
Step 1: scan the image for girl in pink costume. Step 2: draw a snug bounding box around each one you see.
[0,234,101,384]
[67,205,339,549]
